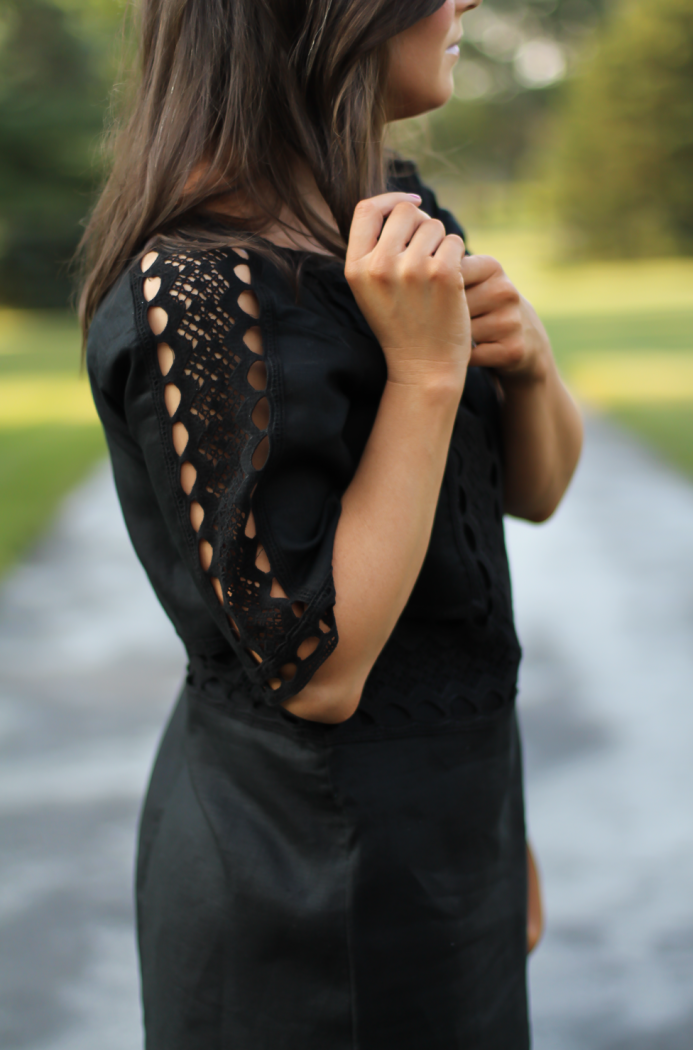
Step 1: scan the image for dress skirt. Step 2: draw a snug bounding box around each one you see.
[136,678,529,1050]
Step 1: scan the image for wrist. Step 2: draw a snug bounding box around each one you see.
[385,360,467,402]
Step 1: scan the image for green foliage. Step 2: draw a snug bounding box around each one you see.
[0,422,106,576]
[403,0,609,183]
[550,0,693,257]
[611,405,693,477]
[0,0,117,308]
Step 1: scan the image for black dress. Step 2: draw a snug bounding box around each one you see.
[87,168,528,1050]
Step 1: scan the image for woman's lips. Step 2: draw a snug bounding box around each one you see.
[445,43,460,56]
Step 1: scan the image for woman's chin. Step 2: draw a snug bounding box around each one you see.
[390,83,454,121]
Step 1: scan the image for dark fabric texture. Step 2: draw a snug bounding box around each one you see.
[88,166,529,1048]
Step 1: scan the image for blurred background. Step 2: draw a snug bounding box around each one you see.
[0,0,691,1047]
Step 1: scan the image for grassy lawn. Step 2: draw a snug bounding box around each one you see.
[0,309,106,577]
[609,405,693,477]
[449,220,693,479]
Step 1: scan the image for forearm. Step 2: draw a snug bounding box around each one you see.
[283,373,463,723]
[500,354,583,522]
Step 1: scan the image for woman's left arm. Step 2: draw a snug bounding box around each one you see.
[461,254,583,523]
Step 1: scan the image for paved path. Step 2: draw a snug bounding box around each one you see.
[0,416,692,1048]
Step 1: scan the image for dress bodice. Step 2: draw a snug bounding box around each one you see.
[87,168,521,740]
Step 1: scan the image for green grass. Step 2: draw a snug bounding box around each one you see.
[610,405,693,477]
[0,309,84,376]
[453,225,693,478]
[543,310,693,367]
[0,310,106,576]
[0,422,106,576]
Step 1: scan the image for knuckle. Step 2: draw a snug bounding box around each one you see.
[431,260,453,283]
[354,198,374,217]
[499,278,519,303]
[399,258,421,283]
[393,201,419,220]
[367,257,391,284]
[343,259,360,283]
[481,254,503,272]
[435,254,461,281]
[506,341,524,366]
[497,312,518,337]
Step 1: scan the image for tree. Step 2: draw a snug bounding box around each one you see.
[550,0,693,257]
[0,0,109,307]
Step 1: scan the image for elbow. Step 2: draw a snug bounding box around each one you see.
[506,493,559,524]
[506,469,576,523]
[522,496,561,524]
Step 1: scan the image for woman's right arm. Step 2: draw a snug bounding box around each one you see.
[283,192,471,724]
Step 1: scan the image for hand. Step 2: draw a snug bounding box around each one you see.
[345,192,472,389]
[461,255,552,385]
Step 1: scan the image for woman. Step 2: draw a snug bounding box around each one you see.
[81,0,581,1046]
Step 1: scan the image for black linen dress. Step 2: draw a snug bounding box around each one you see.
[87,170,528,1049]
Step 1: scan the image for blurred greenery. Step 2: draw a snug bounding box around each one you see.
[549,0,693,258]
[0,0,122,308]
[0,423,105,576]
[0,308,104,575]
[0,0,691,578]
[454,223,693,479]
[610,406,693,476]
[414,0,610,184]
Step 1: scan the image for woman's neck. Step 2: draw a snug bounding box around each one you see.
[201,159,340,256]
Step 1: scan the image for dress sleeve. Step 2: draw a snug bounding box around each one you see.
[130,246,338,705]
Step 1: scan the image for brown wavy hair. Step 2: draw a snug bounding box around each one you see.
[78,0,445,336]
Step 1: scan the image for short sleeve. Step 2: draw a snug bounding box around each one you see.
[129,246,339,705]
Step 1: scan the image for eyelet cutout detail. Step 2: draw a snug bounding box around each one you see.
[141,246,338,702]
[148,306,168,336]
[164,384,181,416]
[157,344,174,375]
[247,361,267,390]
[237,289,260,318]
[297,637,319,660]
[190,502,204,531]
[243,327,263,356]
[180,462,196,494]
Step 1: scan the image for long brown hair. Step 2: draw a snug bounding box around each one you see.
[78,0,445,337]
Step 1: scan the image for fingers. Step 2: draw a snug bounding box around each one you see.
[470,342,525,371]
[464,266,520,319]
[460,254,503,288]
[346,192,424,262]
[469,343,505,371]
[375,201,438,256]
[471,306,517,346]
[404,216,448,260]
[433,232,466,272]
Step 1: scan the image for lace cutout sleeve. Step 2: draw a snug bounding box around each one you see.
[137,247,338,704]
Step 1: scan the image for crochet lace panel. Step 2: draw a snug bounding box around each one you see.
[139,247,337,704]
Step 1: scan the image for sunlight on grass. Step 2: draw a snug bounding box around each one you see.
[611,406,693,478]
[0,423,106,577]
[568,352,693,407]
[469,230,693,318]
[0,311,105,576]
[0,309,83,374]
[0,376,98,427]
[431,212,693,478]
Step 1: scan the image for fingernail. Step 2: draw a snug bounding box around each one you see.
[406,194,422,201]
